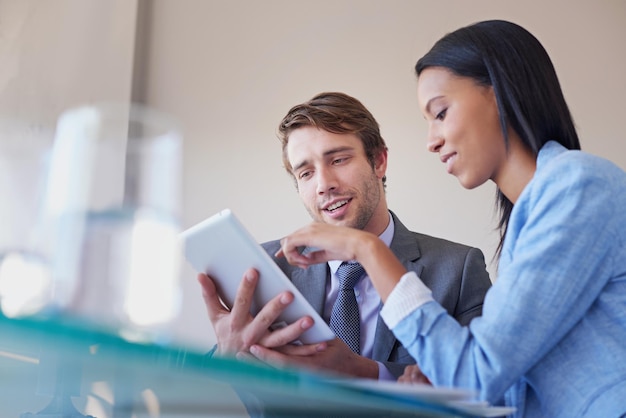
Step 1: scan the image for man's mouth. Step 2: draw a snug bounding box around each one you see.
[325,199,350,212]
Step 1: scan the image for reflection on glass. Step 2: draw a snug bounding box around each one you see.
[0,252,51,317]
[36,103,183,342]
[126,213,181,328]
[0,117,53,318]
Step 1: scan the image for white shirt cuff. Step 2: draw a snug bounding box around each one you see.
[377,361,395,381]
[380,271,434,329]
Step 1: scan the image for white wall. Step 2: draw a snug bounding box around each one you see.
[138,0,626,350]
[0,0,138,122]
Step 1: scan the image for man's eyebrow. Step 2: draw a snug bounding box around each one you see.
[323,146,354,157]
[292,158,310,174]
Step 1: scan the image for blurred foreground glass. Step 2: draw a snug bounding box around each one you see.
[26,103,182,342]
[0,119,54,317]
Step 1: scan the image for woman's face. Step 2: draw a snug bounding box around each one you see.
[417,67,507,190]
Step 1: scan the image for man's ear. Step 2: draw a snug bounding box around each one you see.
[374,149,388,179]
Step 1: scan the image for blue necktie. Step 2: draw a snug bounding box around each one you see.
[330,261,365,354]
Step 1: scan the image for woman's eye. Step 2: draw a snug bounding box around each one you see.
[436,108,447,120]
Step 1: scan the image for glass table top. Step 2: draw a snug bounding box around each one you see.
[0,312,488,418]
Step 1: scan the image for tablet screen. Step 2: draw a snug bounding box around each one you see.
[180,209,335,344]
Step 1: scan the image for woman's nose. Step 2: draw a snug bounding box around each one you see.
[426,127,443,153]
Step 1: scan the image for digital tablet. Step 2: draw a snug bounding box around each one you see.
[180,208,335,344]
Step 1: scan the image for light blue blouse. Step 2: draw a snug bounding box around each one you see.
[381,141,626,417]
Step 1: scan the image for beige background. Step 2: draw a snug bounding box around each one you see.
[2,0,625,352]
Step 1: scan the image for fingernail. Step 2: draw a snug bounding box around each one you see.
[280,293,292,304]
[301,318,312,329]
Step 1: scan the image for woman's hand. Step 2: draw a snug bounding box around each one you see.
[276,222,371,268]
[276,222,408,302]
[398,364,432,385]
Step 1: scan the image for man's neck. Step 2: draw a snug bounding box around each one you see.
[362,203,391,236]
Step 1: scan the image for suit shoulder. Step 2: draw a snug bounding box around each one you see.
[409,230,483,256]
[261,239,282,254]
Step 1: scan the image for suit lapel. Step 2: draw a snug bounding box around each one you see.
[372,211,424,362]
[291,262,328,314]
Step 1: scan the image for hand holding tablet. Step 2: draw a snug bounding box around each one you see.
[180,209,335,344]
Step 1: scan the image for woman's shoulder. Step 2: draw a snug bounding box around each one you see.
[537,141,626,187]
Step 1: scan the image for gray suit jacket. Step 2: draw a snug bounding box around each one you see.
[261,211,492,378]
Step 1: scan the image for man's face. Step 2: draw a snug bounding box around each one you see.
[286,126,387,233]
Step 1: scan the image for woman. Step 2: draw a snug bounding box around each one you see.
[263,20,626,417]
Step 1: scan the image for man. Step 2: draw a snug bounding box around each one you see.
[198,92,491,381]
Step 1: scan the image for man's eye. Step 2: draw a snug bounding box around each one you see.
[332,157,347,165]
[299,171,312,180]
[436,108,447,120]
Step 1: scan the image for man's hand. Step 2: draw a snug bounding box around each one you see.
[247,337,379,379]
[199,269,379,379]
[198,269,315,356]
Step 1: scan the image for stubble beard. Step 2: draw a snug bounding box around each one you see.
[306,172,382,232]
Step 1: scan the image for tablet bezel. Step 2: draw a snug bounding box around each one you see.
[180,208,335,344]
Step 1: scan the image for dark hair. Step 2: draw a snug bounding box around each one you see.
[415,20,580,261]
[277,92,388,186]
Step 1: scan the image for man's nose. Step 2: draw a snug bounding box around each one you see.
[316,167,337,195]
